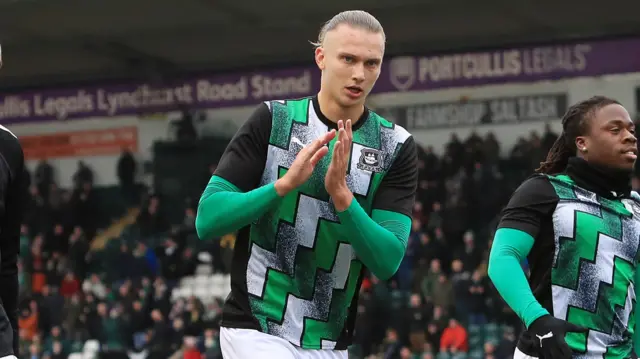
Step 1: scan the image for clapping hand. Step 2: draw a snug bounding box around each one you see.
[325,119,354,211]
[274,129,336,196]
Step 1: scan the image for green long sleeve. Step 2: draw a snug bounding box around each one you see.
[488,228,550,328]
[195,176,282,240]
[336,199,411,281]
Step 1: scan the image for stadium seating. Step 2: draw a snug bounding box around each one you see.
[19,128,577,358]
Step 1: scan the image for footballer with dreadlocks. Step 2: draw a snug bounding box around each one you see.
[489,96,640,359]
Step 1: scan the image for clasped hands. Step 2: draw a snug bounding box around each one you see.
[274,119,354,211]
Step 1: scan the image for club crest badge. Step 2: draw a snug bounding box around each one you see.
[357,148,384,172]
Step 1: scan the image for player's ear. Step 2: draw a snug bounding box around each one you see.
[575,136,588,153]
[315,47,325,71]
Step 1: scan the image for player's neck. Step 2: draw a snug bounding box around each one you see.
[566,157,632,198]
[316,91,365,125]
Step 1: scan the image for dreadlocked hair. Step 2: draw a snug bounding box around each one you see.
[535,95,621,174]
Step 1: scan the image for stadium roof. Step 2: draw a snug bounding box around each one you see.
[0,0,638,90]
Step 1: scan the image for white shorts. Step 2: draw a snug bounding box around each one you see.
[513,347,538,359]
[220,327,348,359]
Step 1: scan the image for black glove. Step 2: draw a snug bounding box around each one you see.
[528,315,588,359]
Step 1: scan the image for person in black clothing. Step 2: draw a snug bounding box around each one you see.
[0,124,27,358]
[489,96,640,359]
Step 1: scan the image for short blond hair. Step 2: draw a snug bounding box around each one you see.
[310,10,385,48]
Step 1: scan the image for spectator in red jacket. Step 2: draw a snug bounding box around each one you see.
[59,272,80,298]
[183,337,202,359]
[440,318,468,353]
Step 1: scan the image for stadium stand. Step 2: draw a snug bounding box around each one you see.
[21,125,634,359]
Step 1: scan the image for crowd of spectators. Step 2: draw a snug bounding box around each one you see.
[17,125,621,359]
